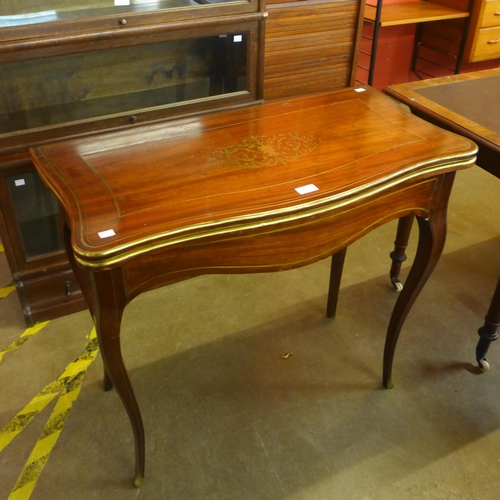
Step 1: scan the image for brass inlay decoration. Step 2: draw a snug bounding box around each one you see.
[72,155,476,268]
[212,133,322,168]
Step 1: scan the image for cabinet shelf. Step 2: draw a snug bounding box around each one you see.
[364,2,469,27]
[360,1,471,86]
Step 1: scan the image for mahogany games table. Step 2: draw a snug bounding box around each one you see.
[385,68,500,373]
[31,86,477,486]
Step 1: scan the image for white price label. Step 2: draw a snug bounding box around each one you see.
[98,229,116,239]
[295,184,319,195]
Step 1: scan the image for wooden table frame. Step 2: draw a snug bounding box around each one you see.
[385,68,500,372]
[31,87,477,486]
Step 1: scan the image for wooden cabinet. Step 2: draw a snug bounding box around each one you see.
[0,0,265,326]
[464,0,500,62]
[0,0,364,325]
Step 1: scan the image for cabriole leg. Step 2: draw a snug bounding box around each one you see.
[91,269,145,487]
[383,173,454,389]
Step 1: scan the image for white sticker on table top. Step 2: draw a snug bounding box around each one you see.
[14,179,26,186]
[354,87,366,93]
[295,184,319,195]
[233,35,243,42]
[114,0,130,5]
[98,229,116,239]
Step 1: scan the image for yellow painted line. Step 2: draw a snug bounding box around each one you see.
[0,379,66,451]
[0,328,98,451]
[9,378,85,500]
[0,322,50,364]
[3,328,99,500]
[0,285,16,299]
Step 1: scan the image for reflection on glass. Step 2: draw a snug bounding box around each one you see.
[7,172,63,258]
[0,0,237,27]
[0,33,248,134]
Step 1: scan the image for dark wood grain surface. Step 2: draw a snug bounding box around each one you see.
[31,86,476,268]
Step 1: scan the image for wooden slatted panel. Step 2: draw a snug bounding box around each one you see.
[264,0,360,100]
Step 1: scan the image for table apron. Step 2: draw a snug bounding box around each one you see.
[121,176,439,300]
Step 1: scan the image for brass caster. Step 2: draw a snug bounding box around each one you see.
[478,359,490,372]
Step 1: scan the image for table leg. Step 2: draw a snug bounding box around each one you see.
[389,215,414,292]
[327,248,347,318]
[91,269,145,488]
[475,275,500,371]
[383,174,453,388]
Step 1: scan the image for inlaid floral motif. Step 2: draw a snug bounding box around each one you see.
[212,133,321,168]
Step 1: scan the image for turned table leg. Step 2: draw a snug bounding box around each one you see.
[475,275,500,372]
[389,215,414,292]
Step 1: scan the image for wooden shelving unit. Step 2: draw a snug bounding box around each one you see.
[360,1,471,85]
[364,2,469,27]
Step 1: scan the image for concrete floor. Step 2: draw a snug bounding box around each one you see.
[1,163,500,499]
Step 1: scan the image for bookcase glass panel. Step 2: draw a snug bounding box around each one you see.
[0,0,238,28]
[0,32,248,134]
[7,172,63,258]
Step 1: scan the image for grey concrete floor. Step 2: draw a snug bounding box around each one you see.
[1,164,500,499]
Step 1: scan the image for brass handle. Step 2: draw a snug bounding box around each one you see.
[119,19,127,25]
[487,39,500,44]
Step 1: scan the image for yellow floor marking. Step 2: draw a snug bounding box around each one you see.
[0,322,50,364]
[3,329,99,500]
[0,380,65,451]
[0,285,16,299]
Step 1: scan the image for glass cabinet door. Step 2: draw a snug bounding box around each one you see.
[0,30,250,135]
[6,171,63,259]
[0,15,261,156]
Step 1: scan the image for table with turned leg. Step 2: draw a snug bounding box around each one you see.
[385,68,500,372]
[31,86,476,486]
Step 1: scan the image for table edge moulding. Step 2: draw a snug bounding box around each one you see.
[31,85,477,486]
